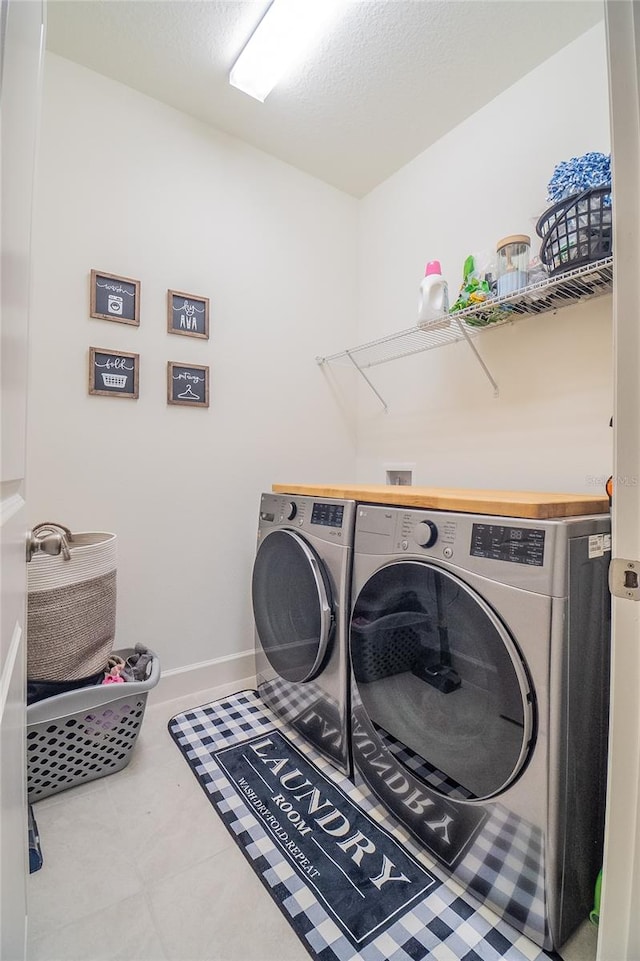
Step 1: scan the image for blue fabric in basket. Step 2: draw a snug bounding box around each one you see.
[28,804,43,873]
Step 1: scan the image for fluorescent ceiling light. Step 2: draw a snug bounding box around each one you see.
[230,0,345,103]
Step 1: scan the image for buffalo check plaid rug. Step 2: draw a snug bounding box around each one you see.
[169,690,559,961]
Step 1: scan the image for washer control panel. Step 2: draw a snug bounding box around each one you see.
[259,493,356,544]
[310,501,344,529]
[260,494,308,527]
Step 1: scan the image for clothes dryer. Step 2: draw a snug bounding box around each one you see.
[252,492,355,776]
[349,504,610,951]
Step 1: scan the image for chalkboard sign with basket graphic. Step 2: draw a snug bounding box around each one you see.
[89,347,139,399]
[90,270,140,326]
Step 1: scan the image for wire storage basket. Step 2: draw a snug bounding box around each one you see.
[26,647,160,802]
[536,185,612,276]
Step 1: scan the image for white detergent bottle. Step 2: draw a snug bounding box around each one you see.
[417,260,450,328]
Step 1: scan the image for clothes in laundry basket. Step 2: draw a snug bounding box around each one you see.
[102,644,154,684]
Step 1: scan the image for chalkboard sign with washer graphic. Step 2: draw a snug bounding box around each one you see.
[90,270,140,326]
[89,347,139,399]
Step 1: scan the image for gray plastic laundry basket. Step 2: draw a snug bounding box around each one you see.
[27,647,160,802]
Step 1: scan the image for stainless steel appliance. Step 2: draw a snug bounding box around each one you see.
[252,493,356,776]
[349,504,611,950]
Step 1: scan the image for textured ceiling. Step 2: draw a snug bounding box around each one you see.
[45,0,604,197]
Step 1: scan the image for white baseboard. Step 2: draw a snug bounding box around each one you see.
[151,648,256,704]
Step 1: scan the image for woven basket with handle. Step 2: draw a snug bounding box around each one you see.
[27,522,117,682]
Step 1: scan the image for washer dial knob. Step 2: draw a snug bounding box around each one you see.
[414,520,438,548]
[285,502,297,521]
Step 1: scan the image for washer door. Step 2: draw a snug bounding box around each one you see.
[350,561,534,801]
[252,529,334,683]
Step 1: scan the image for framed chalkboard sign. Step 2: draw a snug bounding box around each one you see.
[89,347,139,399]
[90,270,140,326]
[167,361,209,407]
[167,289,209,340]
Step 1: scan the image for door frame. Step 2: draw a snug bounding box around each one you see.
[0,1,45,957]
[600,3,640,959]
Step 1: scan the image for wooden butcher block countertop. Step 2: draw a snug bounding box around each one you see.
[272,483,610,520]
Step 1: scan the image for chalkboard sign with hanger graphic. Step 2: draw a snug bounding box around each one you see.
[167,289,209,339]
[167,362,209,407]
[89,347,139,398]
[90,270,140,326]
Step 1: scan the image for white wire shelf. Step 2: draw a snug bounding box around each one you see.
[316,257,613,408]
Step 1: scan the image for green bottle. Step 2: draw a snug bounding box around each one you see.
[590,869,602,925]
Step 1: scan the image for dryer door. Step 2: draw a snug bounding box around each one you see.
[252,529,334,683]
[351,560,534,801]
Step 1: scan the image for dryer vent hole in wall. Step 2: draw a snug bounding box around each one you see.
[387,470,412,486]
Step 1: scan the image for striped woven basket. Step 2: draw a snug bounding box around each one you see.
[27,523,117,682]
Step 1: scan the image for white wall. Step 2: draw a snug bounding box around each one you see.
[355,23,613,493]
[28,25,613,678]
[27,54,358,674]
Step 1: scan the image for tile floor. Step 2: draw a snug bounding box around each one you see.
[27,679,599,961]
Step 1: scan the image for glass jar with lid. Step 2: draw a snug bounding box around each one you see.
[496,234,530,297]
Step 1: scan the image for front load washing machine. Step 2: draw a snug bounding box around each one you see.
[252,492,356,776]
[349,504,610,950]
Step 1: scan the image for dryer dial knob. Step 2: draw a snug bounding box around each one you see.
[285,502,297,521]
[414,520,438,548]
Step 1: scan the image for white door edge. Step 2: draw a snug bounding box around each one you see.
[601,4,640,960]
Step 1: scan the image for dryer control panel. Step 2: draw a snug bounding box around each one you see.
[470,523,545,566]
[355,504,611,595]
